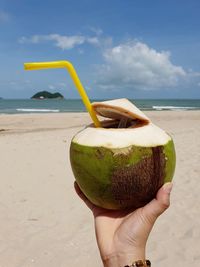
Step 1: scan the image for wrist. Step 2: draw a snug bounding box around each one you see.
[103,248,146,267]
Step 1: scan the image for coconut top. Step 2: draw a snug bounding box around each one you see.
[72,98,172,148]
[72,123,172,148]
[92,98,150,123]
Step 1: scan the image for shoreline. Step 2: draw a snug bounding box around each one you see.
[1,99,200,115]
[1,110,200,134]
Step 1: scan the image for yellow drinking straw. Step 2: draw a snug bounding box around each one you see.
[24,60,101,127]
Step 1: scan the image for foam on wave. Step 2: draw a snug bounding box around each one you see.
[16,108,59,112]
[152,106,197,111]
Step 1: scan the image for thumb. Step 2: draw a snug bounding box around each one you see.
[142,182,173,223]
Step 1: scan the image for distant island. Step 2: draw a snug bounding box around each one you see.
[31,91,64,100]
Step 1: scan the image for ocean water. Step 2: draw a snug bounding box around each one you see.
[0,99,200,114]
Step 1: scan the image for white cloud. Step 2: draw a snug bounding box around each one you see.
[96,41,186,90]
[0,10,10,23]
[19,32,194,91]
[48,85,56,90]
[88,27,103,36]
[48,34,85,49]
[58,82,67,87]
[87,37,100,45]
[19,33,103,50]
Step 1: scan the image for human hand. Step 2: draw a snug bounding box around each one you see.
[74,182,173,267]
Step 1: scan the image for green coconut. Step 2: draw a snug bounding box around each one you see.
[70,98,176,210]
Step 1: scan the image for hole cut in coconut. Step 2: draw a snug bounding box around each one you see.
[100,118,148,129]
[92,98,150,129]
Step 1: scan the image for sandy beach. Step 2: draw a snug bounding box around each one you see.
[0,111,200,267]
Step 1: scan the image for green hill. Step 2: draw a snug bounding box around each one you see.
[31,91,64,99]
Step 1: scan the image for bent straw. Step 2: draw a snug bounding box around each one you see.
[24,60,101,127]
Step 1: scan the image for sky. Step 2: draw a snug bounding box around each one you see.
[0,0,200,99]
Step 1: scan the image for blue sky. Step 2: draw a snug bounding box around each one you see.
[0,0,200,99]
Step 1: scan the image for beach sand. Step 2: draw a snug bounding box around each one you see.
[0,111,200,267]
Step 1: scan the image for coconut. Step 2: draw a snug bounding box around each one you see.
[70,98,176,210]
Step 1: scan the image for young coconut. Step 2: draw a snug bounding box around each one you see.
[70,98,176,210]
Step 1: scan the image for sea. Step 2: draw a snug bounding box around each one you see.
[0,99,200,114]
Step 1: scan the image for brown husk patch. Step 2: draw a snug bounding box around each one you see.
[111,146,166,209]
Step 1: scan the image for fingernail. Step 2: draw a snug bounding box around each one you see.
[163,182,173,193]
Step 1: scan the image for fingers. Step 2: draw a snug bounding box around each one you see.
[74,181,93,211]
[74,182,109,217]
[74,181,95,211]
[142,182,173,223]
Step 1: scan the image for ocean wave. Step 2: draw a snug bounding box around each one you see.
[16,108,60,113]
[152,106,198,111]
